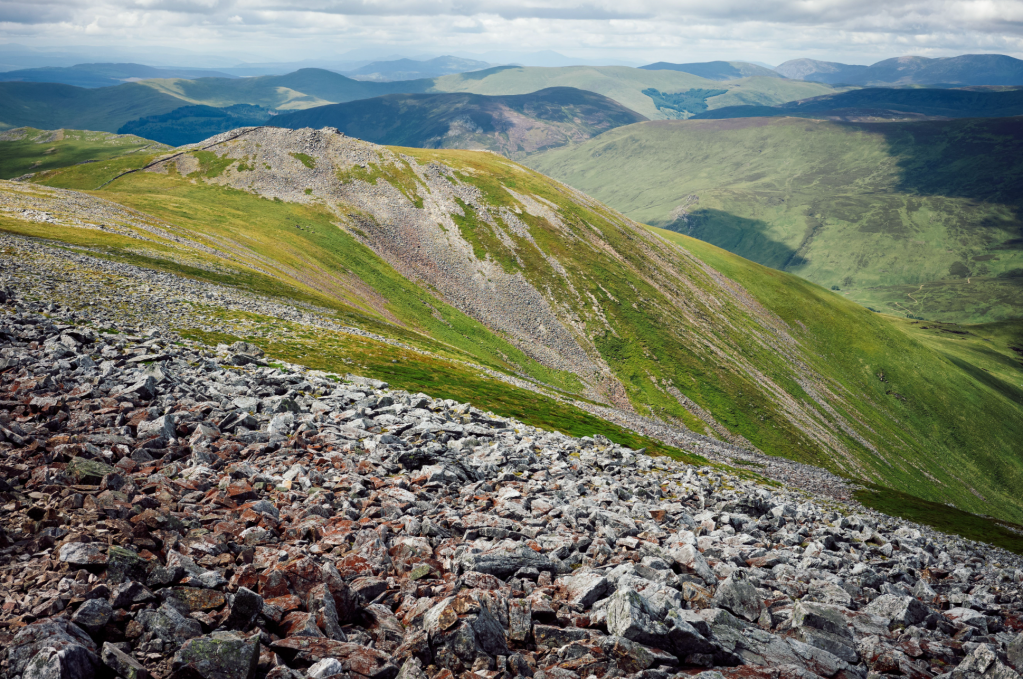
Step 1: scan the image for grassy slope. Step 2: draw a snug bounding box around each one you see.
[7,137,1023,529]
[0,128,169,179]
[429,67,836,120]
[653,228,1023,521]
[528,117,1023,323]
[0,82,187,132]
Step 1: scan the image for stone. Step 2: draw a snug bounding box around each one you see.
[950,643,1022,679]
[711,570,764,623]
[458,540,554,577]
[8,618,99,678]
[559,571,608,607]
[71,598,113,636]
[22,645,98,679]
[270,638,398,678]
[307,583,345,641]
[101,642,149,679]
[138,414,176,439]
[308,658,347,679]
[864,594,928,630]
[224,587,263,631]
[137,603,203,649]
[59,542,107,567]
[111,581,157,609]
[107,546,149,585]
[172,631,261,679]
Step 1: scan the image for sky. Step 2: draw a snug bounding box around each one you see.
[2,0,1023,67]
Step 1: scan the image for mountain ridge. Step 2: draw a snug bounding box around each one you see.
[5,125,1023,527]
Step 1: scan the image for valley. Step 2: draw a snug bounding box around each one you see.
[527,116,1023,324]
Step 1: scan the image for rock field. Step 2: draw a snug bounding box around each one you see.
[2,234,1023,679]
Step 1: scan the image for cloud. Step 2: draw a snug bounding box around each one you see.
[2,0,1022,65]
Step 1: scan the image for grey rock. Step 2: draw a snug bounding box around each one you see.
[8,618,99,677]
[864,594,928,630]
[22,645,98,679]
[71,598,112,636]
[136,602,203,649]
[308,658,347,679]
[101,642,149,679]
[172,631,261,679]
[711,570,764,622]
[459,540,553,578]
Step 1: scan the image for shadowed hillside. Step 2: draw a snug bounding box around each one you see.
[270,88,647,158]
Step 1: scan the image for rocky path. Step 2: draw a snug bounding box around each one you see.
[1,238,1023,679]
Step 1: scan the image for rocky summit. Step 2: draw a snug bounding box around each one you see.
[1,281,1023,679]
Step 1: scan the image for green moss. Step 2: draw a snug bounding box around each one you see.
[290,152,316,169]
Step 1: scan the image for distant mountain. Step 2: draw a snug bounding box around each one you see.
[692,87,1023,121]
[776,54,1023,86]
[343,56,494,82]
[139,68,436,110]
[271,87,646,158]
[0,66,836,135]
[117,104,274,146]
[0,82,189,132]
[0,62,237,88]
[639,61,783,80]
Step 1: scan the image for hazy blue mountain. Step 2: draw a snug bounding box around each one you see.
[776,54,1023,86]
[0,63,236,88]
[639,61,783,80]
[342,56,495,82]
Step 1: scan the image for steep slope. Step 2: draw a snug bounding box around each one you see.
[5,126,1023,525]
[777,53,1023,86]
[270,88,647,158]
[640,61,783,80]
[0,62,236,88]
[693,86,1023,121]
[344,55,494,81]
[0,82,188,132]
[0,127,169,179]
[527,117,1023,323]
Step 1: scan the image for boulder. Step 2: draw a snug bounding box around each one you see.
[458,540,553,578]
[864,594,928,630]
[101,642,149,679]
[71,598,113,637]
[711,570,764,623]
[172,631,261,679]
[22,645,99,679]
[8,618,99,678]
[136,603,203,649]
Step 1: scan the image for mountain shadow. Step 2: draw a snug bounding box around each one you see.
[655,208,806,270]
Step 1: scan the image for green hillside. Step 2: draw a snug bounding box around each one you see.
[271,87,646,158]
[3,126,1022,530]
[695,87,1023,120]
[428,66,835,119]
[528,117,1023,323]
[0,127,169,179]
[0,81,187,132]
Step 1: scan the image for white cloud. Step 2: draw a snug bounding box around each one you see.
[2,0,1023,65]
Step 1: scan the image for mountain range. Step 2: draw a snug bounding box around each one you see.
[775,54,1023,86]
[692,87,1023,121]
[640,60,782,80]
